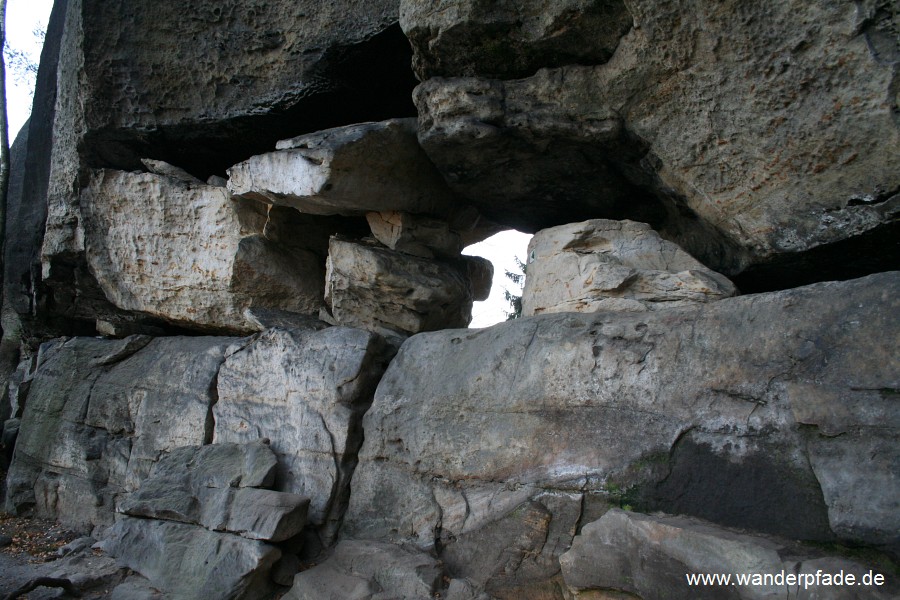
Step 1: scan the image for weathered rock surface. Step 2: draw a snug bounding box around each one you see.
[228,119,456,218]
[325,237,475,337]
[4,335,240,531]
[118,442,310,542]
[213,326,392,543]
[522,219,736,315]
[283,540,443,600]
[561,509,900,600]
[81,168,326,333]
[366,211,461,259]
[400,0,633,80]
[101,516,280,600]
[414,0,900,283]
[345,272,900,593]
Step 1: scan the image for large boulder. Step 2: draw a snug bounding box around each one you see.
[324,237,476,337]
[345,272,900,594]
[80,168,329,333]
[212,326,393,544]
[522,219,736,315]
[4,335,242,532]
[400,0,633,80]
[561,509,899,600]
[412,0,900,285]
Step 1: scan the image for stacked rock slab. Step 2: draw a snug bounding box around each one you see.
[561,509,900,600]
[103,441,310,600]
[345,273,900,595]
[81,167,330,333]
[521,219,737,316]
[229,118,493,337]
[408,0,900,283]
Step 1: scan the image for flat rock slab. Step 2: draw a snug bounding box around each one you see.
[345,273,900,562]
[81,168,325,333]
[561,509,900,600]
[213,326,392,543]
[325,237,474,337]
[283,540,443,600]
[228,119,456,218]
[522,219,736,315]
[5,335,241,532]
[101,516,280,600]
[118,441,310,542]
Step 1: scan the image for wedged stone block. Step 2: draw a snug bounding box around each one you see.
[400,0,633,79]
[212,326,392,543]
[283,540,443,600]
[325,237,474,337]
[101,517,281,600]
[81,168,325,333]
[561,509,899,600]
[345,272,900,579]
[228,119,456,218]
[366,211,461,259]
[522,219,736,315]
[4,335,241,532]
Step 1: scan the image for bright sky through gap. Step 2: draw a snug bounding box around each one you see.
[463,230,532,328]
[6,0,54,140]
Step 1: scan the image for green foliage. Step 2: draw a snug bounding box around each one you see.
[503,256,526,320]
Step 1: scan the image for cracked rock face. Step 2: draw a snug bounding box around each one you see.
[345,272,900,593]
[81,168,328,333]
[4,335,241,532]
[213,327,393,544]
[522,219,737,315]
[413,0,900,280]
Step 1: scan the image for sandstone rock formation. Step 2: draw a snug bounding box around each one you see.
[411,0,900,285]
[213,326,393,543]
[366,211,462,259]
[561,509,900,600]
[4,335,241,532]
[522,219,736,315]
[345,273,899,593]
[324,237,476,337]
[228,119,456,218]
[81,168,327,332]
[283,540,444,600]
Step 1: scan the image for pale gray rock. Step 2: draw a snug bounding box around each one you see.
[325,237,474,337]
[117,442,310,543]
[366,211,462,259]
[345,272,900,581]
[560,509,899,600]
[4,335,240,532]
[400,0,632,79]
[81,169,325,333]
[110,575,169,600]
[213,326,392,543]
[522,219,736,316]
[414,0,900,282]
[228,119,456,218]
[101,516,281,600]
[283,540,443,600]
[140,158,203,184]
